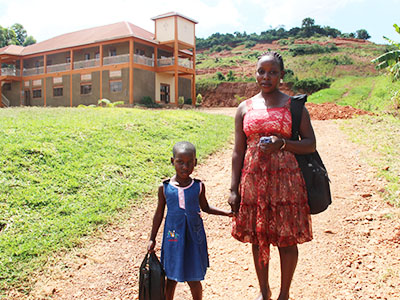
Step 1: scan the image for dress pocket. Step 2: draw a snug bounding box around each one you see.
[187,215,206,245]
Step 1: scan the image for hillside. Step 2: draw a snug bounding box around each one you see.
[195,37,389,108]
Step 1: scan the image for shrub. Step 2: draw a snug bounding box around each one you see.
[139,96,161,108]
[196,94,203,106]
[293,77,334,94]
[184,98,192,105]
[244,41,256,48]
[215,72,226,81]
[288,43,338,56]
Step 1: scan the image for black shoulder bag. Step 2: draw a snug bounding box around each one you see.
[139,252,166,300]
[290,94,332,214]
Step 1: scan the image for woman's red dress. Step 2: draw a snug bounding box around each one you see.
[232,97,312,264]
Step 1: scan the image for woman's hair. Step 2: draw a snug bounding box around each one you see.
[257,51,284,71]
[172,141,196,157]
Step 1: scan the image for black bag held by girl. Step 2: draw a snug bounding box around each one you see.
[139,252,166,300]
[290,95,332,214]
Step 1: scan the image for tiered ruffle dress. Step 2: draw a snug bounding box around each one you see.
[232,98,312,265]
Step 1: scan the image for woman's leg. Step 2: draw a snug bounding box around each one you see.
[277,245,298,300]
[166,278,178,300]
[252,244,271,300]
[187,281,202,300]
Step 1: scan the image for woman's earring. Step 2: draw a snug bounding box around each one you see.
[280,79,283,84]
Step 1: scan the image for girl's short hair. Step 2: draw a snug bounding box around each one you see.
[257,51,284,71]
[172,141,196,157]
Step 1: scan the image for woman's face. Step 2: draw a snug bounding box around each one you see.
[256,55,284,93]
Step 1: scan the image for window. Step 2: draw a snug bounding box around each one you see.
[47,59,52,66]
[80,84,92,95]
[110,81,122,93]
[3,83,11,91]
[95,52,100,60]
[53,87,63,97]
[109,48,117,56]
[84,53,90,60]
[135,48,145,56]
[66,56,71,63]
[32,89,42,98]
[160,84,170,103]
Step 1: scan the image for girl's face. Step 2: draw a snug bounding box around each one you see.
[171,150,197,180]
[256,56,284,93]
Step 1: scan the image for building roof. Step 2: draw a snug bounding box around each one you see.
[151,12,198,24]
[0,21,156,57]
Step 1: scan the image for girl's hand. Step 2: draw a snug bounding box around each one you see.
[259,135,282,154]
[147,240,156,253]
[228,190,241,213]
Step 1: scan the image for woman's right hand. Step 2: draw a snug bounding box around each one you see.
[147,240,155,253]
[228,191,241,213]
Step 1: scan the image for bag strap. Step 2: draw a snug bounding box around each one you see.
[290,94,307,141]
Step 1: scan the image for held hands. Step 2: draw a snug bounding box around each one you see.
[228,190,240,214]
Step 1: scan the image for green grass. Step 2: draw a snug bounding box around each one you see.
[341,115,400,206]
[309,75,400,113]
[0,107,233,296]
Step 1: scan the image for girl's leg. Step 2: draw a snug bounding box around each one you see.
[166,278,178,300]
[187,281,202,300]
[277,245,298,300]
[252,244,271,300]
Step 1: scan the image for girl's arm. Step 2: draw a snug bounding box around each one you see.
[147,184,166,252]
[228,102,247,213]
[199,183,232,217]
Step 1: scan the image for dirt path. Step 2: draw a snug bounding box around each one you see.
[14,109,400,300]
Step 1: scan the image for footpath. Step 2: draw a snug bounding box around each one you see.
[12,109,400,300]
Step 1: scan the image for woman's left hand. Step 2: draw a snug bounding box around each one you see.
[259,135,282,155]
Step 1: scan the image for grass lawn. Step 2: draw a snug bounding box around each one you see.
[0,107,233,296]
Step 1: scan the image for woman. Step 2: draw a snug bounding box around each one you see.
[228,51,316,300]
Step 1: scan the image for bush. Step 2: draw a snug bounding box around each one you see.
[215,72,226,81]
[139,96,161,108]
[196,94,203,106]
[244,41,256,48]
[184,98,192,105]
[293,77,334,94]
[288,43,338,56]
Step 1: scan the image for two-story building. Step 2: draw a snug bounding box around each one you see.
[0,12,197,107]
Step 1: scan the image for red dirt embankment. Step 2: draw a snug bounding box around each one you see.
[198,82,371,120]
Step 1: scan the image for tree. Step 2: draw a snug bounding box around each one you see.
[372,24,400,81]
[356,29,371,40]
[11,23,27,45]
[23,35,36,46]
[302,18,315,28]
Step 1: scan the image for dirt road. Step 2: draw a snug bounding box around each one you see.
[14,108,400,300]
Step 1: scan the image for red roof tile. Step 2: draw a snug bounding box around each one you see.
[2,22,155,57]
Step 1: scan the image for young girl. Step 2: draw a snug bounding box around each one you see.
[148,141,232,300]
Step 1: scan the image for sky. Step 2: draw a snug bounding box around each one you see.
[0,0,399,45]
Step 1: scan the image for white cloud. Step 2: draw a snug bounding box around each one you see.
[0,0,243,42]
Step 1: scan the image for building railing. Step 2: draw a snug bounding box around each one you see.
[104,54,130,65]
[134,54,154,67]
[47,63,71,73]
[157,57,193,68]
[1,94,10,107]
[178,58,193,69]
[1,68,20,76]
[23,67,44,76]
[74,58,100,70]
[158,57,174,67]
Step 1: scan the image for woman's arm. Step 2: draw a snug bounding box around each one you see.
[147,184,166,252]
[284,106,316,154]
[199,183,232,216]
[228,102,247,213]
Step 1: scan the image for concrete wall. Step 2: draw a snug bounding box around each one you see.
[72,71,100,106]
[2,82,21,106]
[133,68,155,103]
[45,75,71,107]
[155,17,175,42]
[156,73,175,103]
[178,77,192,101]
[102,68,129,104]
[178,18,195,45]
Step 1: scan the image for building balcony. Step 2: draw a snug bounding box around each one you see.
[104,54,130,65]
[23,67,44,76]
[47,63,71,73]
[157,57,193,68]
[134,54,154,67]
[74,58,100,70]
[1,68,21,77]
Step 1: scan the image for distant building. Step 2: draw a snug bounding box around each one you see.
[0,12,197,107]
